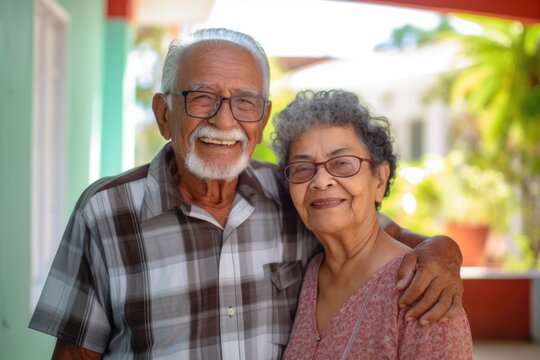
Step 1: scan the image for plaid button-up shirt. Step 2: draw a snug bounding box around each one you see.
[29,143,319,359]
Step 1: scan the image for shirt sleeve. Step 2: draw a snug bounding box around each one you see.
[29,199,111,353]
[398,307,474,360]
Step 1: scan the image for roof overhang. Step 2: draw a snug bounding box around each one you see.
[348,0,540,24]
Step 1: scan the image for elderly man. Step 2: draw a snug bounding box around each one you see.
[30,28,463,359]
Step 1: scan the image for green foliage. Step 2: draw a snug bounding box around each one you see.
[252,57,297,164]
[448,16,540,172]
[439,151,513,232]
[381,160,443,237]
[133,26,169,107]
[503,234,540,271]
[385,15,454,48]
[381,151,514,236]
[135,123,166,167]
[443,15,540,264]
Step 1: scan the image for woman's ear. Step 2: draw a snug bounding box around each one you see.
[375,161,390,203]
[152,93,171,140]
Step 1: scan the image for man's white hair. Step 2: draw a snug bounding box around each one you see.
[161,28,271,109]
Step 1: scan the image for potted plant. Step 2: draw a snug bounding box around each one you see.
[382,151,514,266]
[435,151,513,266]
[383,151,513,266]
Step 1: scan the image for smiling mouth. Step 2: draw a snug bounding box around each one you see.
[310,199,344,209]
[199,137,238,146]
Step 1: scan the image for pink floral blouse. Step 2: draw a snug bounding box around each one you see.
[283,253,473,359]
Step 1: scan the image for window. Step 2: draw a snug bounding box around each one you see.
[31,0,69,309]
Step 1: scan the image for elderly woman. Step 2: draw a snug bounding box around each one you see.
[272,90,473,359]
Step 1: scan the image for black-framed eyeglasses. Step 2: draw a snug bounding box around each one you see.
[170,90,268,123]
[283,155,371,184]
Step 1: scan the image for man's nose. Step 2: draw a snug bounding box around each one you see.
[208,99,237,128]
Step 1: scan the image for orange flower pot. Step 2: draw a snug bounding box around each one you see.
[445,222,490,267]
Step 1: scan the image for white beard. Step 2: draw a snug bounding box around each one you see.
[184,126,250,181]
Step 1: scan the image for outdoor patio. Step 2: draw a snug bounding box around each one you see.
[474,340,540,359]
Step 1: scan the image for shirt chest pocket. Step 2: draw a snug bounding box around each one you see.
[263,260,304,347]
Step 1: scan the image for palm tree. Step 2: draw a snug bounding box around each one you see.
[447,15,540,267]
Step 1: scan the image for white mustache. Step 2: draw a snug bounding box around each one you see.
[185,125,251,181]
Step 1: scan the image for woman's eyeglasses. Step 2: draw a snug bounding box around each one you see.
[283,155,371,184]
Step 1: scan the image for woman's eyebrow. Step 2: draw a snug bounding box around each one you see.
[288,154,312,162]
[289,146,353,162]
[327,146,353,157]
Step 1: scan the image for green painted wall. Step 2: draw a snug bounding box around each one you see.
[101,19,133,177]
[57,0,106,211]
[0,0,55,358]
[0,0,105,358]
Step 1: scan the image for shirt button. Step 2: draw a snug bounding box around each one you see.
[227,307,235,317]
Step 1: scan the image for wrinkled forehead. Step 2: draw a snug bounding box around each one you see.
[289,124,369,159]
[182,40,258,69]
[178,41,264,91]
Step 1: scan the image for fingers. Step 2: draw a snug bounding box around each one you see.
[396,252,418,291]
[415,287,453,324]
[441,292,464,320]
[398,260,430,309]
[401,273,464,324]
[397,235,464,323]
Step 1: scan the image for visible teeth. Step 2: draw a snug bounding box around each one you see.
[313,200,341,206]
[200,137,237,145]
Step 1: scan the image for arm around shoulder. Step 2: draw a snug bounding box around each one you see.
[379,212,434,248]
[378,213,464,322]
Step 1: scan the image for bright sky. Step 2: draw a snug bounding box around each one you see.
[198,0,445,58]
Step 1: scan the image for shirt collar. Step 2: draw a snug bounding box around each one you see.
[140,143,283,222]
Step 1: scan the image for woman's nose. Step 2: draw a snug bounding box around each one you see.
[309,165,336,190]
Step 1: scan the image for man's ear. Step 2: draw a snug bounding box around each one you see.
[256,100,272,144]
[375,161,390,203]
[152,93,171,140]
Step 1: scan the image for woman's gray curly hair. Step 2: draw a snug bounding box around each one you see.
[271,89,397,206]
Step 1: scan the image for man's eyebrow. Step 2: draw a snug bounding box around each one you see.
[187,83,213,91]
[186,83,262,97]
